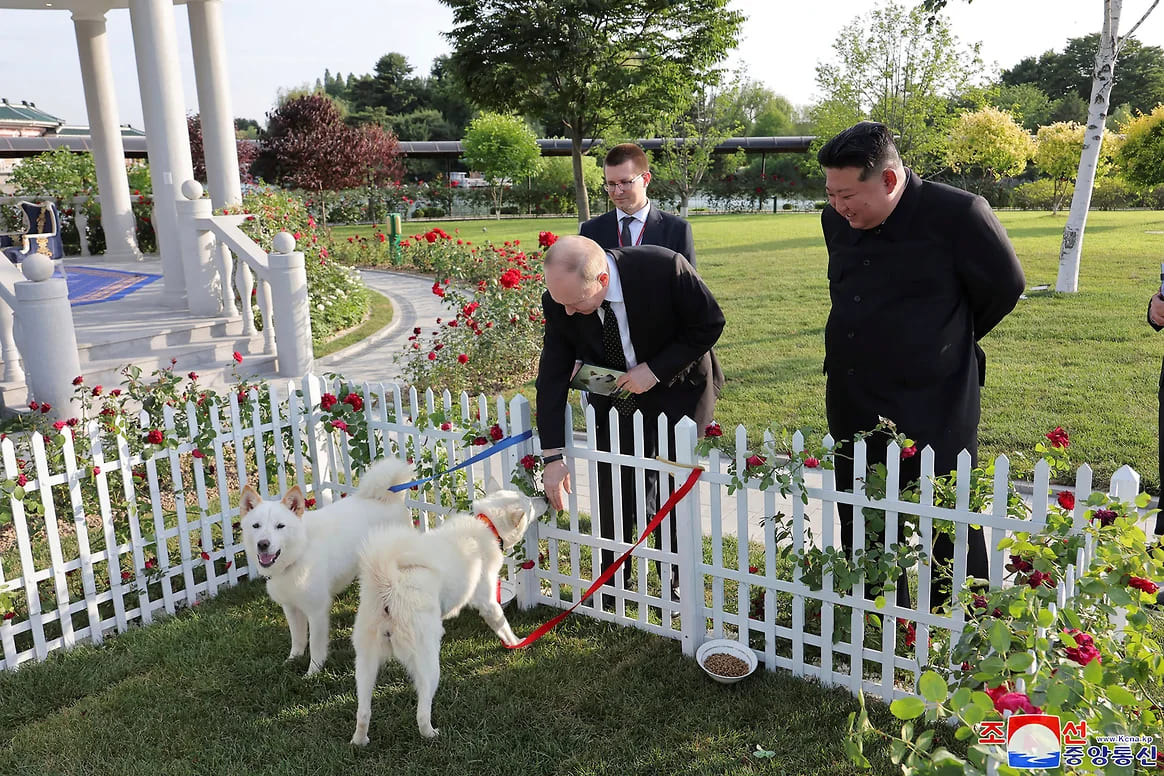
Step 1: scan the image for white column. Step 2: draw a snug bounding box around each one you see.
[187,0,242,209]
[129,0,196,307]
[72,10,142,263]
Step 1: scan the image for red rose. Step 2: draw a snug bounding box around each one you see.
[342,393,364,412]
[111,389,121,396]
[705,422,722,437]
[188,371,198,380]
[1057,490,1075,511]
[1046,426,1069,449]
[305,498,316,508]
[472,436,488,446]
[432,283,446,298]
[121,571,132,583]
[16,474,27,487]
[53,420,66,431]
[320,393,338,411]
[521,454,537,470]
[1128,576,1159,594]
[898,618,917,648]
[803,456,820,468]
[1028,570,1054,588]
[499,268,522,289]
[521,559,535,570]
[994,691,1040,715]
[92,385,103,396]
[147,429,164,444]
[28,401,38,410]
[538,231,558,248]
[72,375,84,386]
[92,466,100,476]
[748,565,758,574]
[330,419,349,433]
[1062,629,1102,665]
[489,424,504,441]
[745,454,766,470]
[457,353,469,364]
[1091,508,1118,527]
[192,449,205,459]
[428,352,437,361]
[39,403,50,413]
[232,351,243,364]
[900,445,917,459]
[440,422,452,431]
[1009,554,1033,573]
[201,551,211,561]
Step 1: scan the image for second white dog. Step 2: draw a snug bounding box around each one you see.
[349,485,547,744]
[240,457,414,676]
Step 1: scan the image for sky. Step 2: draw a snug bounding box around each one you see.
[2,0,1164,131]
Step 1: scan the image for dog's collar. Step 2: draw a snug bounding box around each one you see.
[476,513,505,551]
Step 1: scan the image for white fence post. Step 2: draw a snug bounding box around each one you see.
[1108,464,1141,639]
[509,395,539,610]
[674,416,703,658]
[176,181,222,316]
[13,255,82,419]
[267,232,314,378]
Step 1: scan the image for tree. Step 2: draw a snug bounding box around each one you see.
[812,1,986,175]
[1116,104,1164,186]
[188,114,260,185]
[347,53,420,116]
[252,94,403,227]
[925,0,1161,292]
[1034,122,1120,212]
[989,83,1055,131]
[1001,33,1164,117]
[461,112,542,218]
[9,146,96,198]
[946,107,1033,193]
[651,79,739,217]
[713,76,796,136]
[440,0,744,222]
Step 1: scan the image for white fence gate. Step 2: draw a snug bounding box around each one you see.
[0,376,1142,712]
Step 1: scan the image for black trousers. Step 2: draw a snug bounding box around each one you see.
[594,409,679,594]
[832,437,989,611]
[1157,357,1164,535]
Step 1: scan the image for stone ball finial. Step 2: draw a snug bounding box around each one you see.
[21,253,54,282]
[272,231,296,254]
[180,180,204,200]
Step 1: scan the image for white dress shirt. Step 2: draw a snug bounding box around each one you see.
[614,201,650,248]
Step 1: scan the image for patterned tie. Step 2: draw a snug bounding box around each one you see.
[601,300,636,416]
[620,215,634,247]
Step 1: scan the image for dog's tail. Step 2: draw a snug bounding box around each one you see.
[355,458,415,503]
[360,526,435,639]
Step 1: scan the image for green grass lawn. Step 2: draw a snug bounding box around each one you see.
[338,211,1164,492]
[0,580,930,776]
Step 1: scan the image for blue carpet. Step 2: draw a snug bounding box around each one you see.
[66,265,162,307]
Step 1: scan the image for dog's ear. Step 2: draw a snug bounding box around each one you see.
[239,486,262,516]
[282,486,307,517]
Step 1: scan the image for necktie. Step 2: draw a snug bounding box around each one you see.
[601,300,636,416]
[620,215,634,247]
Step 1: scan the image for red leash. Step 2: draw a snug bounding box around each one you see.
[504,466,702,649]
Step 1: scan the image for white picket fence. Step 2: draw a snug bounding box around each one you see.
[0,376,1142,709]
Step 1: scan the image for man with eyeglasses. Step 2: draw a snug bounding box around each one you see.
[581,143,697,267]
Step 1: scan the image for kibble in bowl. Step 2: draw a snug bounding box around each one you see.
[695,638,758,684]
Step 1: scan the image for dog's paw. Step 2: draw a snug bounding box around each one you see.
[420,725,440,739]
[350,732,370,747]
[304,662,322,677]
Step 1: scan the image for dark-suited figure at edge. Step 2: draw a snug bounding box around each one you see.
[818,121,1026,609]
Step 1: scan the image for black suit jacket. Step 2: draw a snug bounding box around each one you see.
[536,245,724,450]
[580,203,697,267]
[821,168,1025,469]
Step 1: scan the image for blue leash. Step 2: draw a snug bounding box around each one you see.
[388,429,534,492]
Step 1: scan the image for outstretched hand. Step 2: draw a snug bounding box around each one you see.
[614,363,659,395]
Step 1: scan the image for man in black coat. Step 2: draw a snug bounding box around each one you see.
[536,236,724,602]
[819,122,1026,609]
[580,143,696,267]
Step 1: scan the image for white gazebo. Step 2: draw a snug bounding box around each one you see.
[0,0,243,313]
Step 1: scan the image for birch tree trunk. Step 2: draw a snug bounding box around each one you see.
[570,126,591,224]
[1056,0,1121,293]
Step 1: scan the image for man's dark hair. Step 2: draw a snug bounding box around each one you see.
[604,143,649,173]
[817,122,902,180]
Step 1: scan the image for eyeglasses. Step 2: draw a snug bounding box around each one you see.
[602,173,645,193]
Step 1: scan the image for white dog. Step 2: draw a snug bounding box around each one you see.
[240,457,414,676]
[349,485,547,743]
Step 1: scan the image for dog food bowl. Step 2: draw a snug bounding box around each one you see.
[696,638,758,684]
[499,580,516,608]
